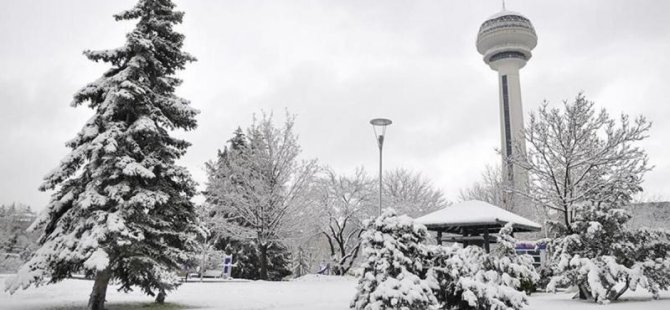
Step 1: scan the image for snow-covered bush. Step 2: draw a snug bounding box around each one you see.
[351,209,437,310]
[427,224,538,310]
[351,214,538,310]
[491,224,541,294]
[548,202,670,303]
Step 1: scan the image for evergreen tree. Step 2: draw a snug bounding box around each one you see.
[204,127,248,213]
[214,237,292,280]
[351,209,437,310]
[228,127,247,151]
[195,128,249,281]
[5,1,200,309]
[266,243,293,280]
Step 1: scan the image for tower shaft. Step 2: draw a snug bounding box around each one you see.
[496,62,528,193]
[495,62,529,214]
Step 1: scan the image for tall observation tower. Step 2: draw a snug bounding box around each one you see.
[476,9,537,213]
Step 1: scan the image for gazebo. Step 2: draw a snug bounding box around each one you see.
[414,200,541,252]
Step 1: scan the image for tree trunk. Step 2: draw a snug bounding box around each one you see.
[87,268,112,310]
[259,243,269,280]
[341,241,363,275]
[608,280,629,301]
[155,289,166,304]
[577,284,593,300]
[563,206,574,234]
[200,245,208,282]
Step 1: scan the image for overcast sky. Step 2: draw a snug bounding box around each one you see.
[1,0,669,211]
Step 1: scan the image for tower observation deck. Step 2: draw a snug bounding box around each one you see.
[476,10,537,215]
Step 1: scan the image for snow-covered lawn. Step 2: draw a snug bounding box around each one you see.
[2,274,669,310]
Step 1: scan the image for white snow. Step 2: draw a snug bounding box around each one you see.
[77,188,108,210]
[414,200,542,231]
[2,274,669,310]
[83,249,109,271]
[119,157,156,179]
[131,116,157,132]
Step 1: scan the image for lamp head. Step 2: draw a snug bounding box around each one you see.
[370,118,392,149]
[370,118,392,127]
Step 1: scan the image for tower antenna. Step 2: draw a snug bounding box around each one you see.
[502,0,506,11]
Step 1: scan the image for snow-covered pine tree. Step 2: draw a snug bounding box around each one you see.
[5,1,200,309]
[197,128,247,280]
[351,209,437,310]
[547,201,670,303]
[202,127,248,230]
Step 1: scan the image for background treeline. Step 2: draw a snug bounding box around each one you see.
[0,203,38,272]
[0,113,448,280]
[198,112,448,280]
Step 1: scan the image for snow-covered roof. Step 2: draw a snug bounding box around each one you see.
[414,200,541,232]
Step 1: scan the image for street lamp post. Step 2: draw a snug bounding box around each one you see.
[370,118,392,216]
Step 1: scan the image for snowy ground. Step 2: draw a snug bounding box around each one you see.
[1,274,669,310]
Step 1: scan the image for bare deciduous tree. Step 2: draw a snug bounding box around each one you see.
[513,93,651,234]
[458,165,505,208]
[383,168,448,217]
[206,113,318,280]
[314,168,375,275]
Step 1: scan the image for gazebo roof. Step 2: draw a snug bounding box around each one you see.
[414,200,541,233]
